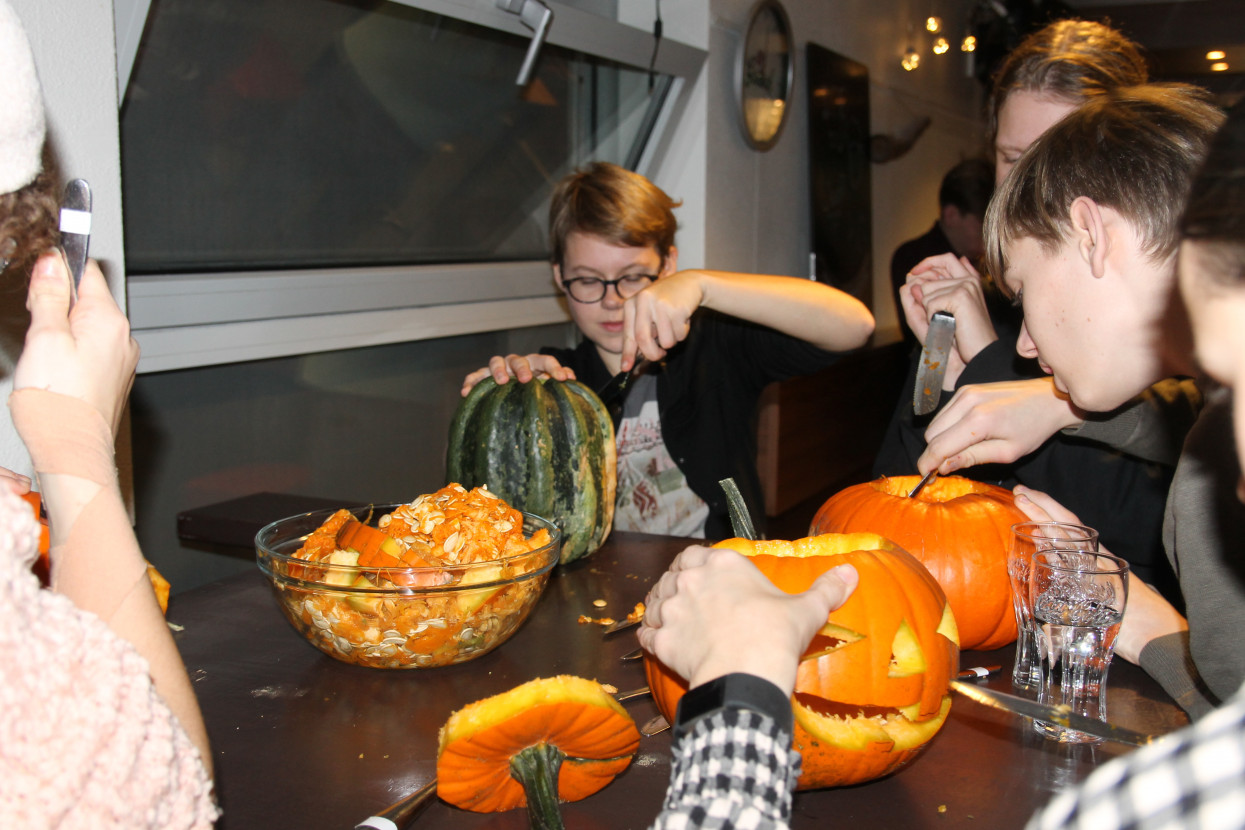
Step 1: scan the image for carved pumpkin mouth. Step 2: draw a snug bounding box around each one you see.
[794,692,900,721]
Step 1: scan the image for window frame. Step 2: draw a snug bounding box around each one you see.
[118,0,705,373]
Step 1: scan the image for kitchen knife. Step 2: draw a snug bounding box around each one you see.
[913,311,955,415]
[950,680,1155,746]
[59,179,92,305]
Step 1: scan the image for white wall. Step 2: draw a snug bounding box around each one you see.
[2,0,124,478]
[659,0,985,340]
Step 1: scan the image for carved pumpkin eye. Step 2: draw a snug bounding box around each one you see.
[644,532,960,790]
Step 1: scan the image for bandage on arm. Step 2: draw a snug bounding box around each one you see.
[9,388,212,774]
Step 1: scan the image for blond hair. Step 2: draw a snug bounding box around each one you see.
[985,85,1224,285]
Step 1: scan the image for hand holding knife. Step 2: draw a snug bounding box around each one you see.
[58,179,91,306]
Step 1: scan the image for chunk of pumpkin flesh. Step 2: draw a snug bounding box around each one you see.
[723,536,954,718]
[437,675,640,814]
[792,695,953,790]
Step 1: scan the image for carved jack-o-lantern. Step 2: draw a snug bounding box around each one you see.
[644,532,959,789]
[810,475,1028,650]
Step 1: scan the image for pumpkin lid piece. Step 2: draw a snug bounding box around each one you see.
[437,675,640,828]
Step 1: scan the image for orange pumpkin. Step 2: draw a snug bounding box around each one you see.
[437,675,640,827]
[644,532,959,789]
[810,475,1026,651]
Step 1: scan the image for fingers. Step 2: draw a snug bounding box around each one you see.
[1012,485,1082,524]
[26,253,73,335]
[804,564,859,616]
[461,367,491,396]
[0,468,31,495]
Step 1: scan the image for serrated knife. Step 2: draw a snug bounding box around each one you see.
[914,311,955,415]
[59,179,92,306]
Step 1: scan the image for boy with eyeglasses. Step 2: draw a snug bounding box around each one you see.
[461,162,874,539]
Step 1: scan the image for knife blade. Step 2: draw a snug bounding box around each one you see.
[914,311,955,415]
[595,357,651,413]
[950,680,1155,746]
[59,179,92,305]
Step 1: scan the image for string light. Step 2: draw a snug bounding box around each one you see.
[902,45,921,71]
[960,34,976,52]
[926,16,942,33]
[1207,50,1226,61]
[1212,62,1229,72]
[933,36,949,55]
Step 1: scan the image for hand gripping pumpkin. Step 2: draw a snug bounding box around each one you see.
[437,675,640,829]
[810,475,1028,650]
[644,532,959,789]
[447,377,616,564]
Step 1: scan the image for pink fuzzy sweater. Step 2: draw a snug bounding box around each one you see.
[0,423,217,826]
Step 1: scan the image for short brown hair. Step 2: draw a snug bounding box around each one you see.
[1180,101,1245,287]
[987,19,1148,149]
[985,85,1224,286]
[548,162,680,269]
[0,143,58,278]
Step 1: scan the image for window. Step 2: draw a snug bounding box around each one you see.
[119,0,703,371]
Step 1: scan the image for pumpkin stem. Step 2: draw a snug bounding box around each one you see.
[719,477,757,541]
[509,742,567,830]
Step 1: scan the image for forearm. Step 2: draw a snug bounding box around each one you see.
[11,389,212,772]
[693,270,874,352]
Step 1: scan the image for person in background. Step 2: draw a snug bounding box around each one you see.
[0,2,217,825]
[640,87,1242,830]
[461,162,874,539]
[875,19,1192,599]
[889,157,994,351]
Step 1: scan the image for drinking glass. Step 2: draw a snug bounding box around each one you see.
[1009,522,1099,692]
[1029,550,1129,743]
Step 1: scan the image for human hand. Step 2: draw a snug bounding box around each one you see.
[14,254,139,435]
[638,545,858,695]
[620,270,703,371]
[916,378,1085,475]
[460,354,575,396]
[1010,485,1084,524]
[0,467,31,494]
[903,255,997,387]
[1114,577,1187,664]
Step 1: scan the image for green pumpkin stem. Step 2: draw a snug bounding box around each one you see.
[719,477,758,541]
[509,742,567,830]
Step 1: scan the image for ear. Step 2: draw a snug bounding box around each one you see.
[1068,196,1109,279]
[552,262,565,290]
[940,204,960,226]
[661,246,679,276]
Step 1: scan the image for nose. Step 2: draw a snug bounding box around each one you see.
[1016,321,1039,359]
[600,282,626,308]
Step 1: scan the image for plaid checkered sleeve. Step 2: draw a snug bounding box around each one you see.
[651,707,801,830]
[1028,685,1245,830]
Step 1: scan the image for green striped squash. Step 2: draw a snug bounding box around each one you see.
[446,377,616,564]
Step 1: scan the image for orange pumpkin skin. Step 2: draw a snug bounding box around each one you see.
[644,532,959,789]
[437,676,640,813]
[810,475,1026,651]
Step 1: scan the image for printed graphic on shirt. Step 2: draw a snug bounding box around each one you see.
[613,374,708,538]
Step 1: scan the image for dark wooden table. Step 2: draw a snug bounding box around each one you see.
[170,531,1188,830]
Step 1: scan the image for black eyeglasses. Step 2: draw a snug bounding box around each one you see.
[562,274,658,303]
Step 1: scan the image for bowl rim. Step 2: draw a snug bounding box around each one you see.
[255,503,561,592]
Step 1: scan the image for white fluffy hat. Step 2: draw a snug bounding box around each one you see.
[0,0,46,194]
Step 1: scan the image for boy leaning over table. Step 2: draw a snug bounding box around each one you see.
[639,89,1245,830]
[460,162,874,540]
